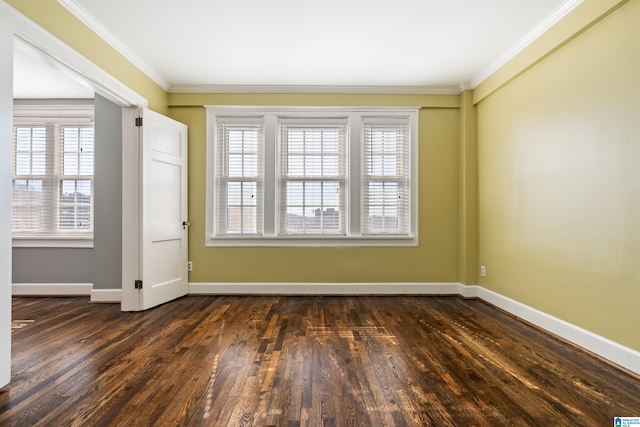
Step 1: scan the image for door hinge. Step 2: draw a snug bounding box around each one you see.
[135,279,143,289]
[135,117,143,127]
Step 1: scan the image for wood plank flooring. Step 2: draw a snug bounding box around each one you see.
[1,296,639,426]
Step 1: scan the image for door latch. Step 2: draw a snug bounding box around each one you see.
[182,220,190,230]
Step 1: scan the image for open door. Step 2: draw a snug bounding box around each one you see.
[122,108,189,311]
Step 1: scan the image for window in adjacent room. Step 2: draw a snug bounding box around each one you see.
[12,104,94,247]
[206,106,418,246]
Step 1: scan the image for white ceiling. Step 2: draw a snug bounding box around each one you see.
[15,0,581,96]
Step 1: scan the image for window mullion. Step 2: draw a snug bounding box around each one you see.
[350,114,361,236]
[263,115,277,236]
[46,124,57,234]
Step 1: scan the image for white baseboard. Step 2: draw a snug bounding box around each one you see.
[12,283,92,296]
[188,282,463,295]
[188,281,640,375]
[468,286,640,376]
[90,289,122,303]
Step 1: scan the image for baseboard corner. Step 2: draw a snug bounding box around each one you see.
[90,288,122,303]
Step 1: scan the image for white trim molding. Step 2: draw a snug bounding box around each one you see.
[471,0,583,88]
[12,282,92,296]
[189,282,463,296]
[189,281,640,375]
[0,1,147,108]
[466,286,640,376]
[56,0,170,91]
[171,84,462,95]
[90,288,122,303]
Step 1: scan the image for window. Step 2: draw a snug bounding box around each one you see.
[12,104,94,246]
[279,120,347,235]
[206,106,418,246]
[362,119,410,235]
[215,119,263,235]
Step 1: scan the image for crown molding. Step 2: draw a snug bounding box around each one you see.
[57,0,170,91]
[169,84,462,95]
[458,81,472,92]
[471,0,583,88]
[1,1,147,107]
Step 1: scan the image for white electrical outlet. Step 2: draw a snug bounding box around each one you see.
[480,265,486,277]
[187,261,193,272]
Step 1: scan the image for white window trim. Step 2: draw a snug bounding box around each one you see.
[205,106,419,247]
[12,104,95,248]
[12,237,93,249]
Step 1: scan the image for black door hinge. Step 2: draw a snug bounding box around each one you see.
[135,117,143,127]
[135,279,143,289]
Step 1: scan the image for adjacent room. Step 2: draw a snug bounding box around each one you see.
[0,0,638,425]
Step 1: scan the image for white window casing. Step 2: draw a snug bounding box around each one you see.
[206,106,419,246]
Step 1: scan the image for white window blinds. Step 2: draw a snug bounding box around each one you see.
[12,126,49,233]
[206,106,418,246]
[215,121,264,235]
[12,108,94,238]
[361,119,410,235]
[279,121,347,235]
[59,126,94,231]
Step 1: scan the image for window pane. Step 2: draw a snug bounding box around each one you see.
[322,181,340,206]
[287,155,305,176]
[242,182,257,206]
[282,180,343,235]
[64,128,79,152]
[64,152,79,175]
[223,181,259,234]
[323,155,339,176]
[12,179,43,231]
[63,126,94,176]
[15,153,32,175]
[15,128,32,151]
[227,182,241,205]
[15,127,47,176]
[304,181,322,206]
[59,179,93,231]
[77,180,92,197]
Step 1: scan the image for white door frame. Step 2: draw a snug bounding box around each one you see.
[121,108,143,311]
[0,4,151,319]
[0,6,14,389]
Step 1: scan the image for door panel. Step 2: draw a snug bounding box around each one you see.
[140,108,188,310]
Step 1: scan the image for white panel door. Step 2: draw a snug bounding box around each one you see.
[140,108,188,310]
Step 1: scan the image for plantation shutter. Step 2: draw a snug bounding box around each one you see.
[361,119,410,235]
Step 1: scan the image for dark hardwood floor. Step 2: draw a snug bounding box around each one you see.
[1,296,638,426]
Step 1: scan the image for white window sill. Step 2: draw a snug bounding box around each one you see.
[206,235,418,247]
[12,237,94,249]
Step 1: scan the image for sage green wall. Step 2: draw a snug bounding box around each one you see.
[477,0,640,350]
[169,94,462,284]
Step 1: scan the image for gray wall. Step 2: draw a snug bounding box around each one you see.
[92,94,122,289]
[12,95,123,289]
